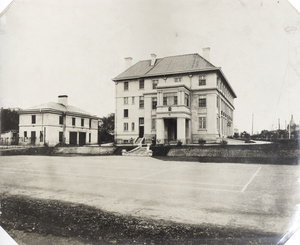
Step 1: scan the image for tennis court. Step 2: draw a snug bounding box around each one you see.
[1,155,300,237]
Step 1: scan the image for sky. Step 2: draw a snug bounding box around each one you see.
[0,0,299,134]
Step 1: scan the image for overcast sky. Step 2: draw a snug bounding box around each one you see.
[0,0,299,134]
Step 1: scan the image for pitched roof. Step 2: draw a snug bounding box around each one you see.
[113,53,237,98]
[19,102,97,118]
[113,53,216,81]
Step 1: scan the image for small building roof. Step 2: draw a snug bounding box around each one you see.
[18,102,98,119]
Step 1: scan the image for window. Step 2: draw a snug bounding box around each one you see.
[163,92,177,106]
[124,123,128,131]
[124,81,128,90]
[139,96,144,108]
[151,118,156,130]
[199,96,206,108]
[124,109,128,118]
[174,77,182,82]
[59,132,63,142]
[184,93,190,107]
[24,131,27,138]
[40,131,43,142]
[72,117,76,126]
[32,115,36,124]
[81,118,84,127]
[124,97,128,104]
[132,96,135,104]
[131,122,135,131]
[163,96,167,105]
[89,133,91,143]
[217,96,220,108]
[59,115,63,125]
[199,75,206,86]
[152,80,158,89]
[139,79,144,89]
[89,119,92,128]
[199,117,206,129]
[152,97,157,109]
[139,118,144,125]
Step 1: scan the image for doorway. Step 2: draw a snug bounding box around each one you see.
[31,131,36,145]
[139,117,144,138]
[165,118,177,141]
[79,132,86,146]
[69,132,77,145]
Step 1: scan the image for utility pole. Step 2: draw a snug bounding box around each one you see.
[278,118,280,130]
[252,113,254,135]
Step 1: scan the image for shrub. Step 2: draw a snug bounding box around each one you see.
[176,140,182,146]
[220,139,228,146]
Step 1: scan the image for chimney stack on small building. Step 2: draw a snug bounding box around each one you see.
[125,57,132,70]
[151,54,157,66]
[58,95,68,106]
[202,47,210,62]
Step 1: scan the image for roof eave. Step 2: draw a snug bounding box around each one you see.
[112,67,219,82]
[18,108,98,119]
[216,68,237,98]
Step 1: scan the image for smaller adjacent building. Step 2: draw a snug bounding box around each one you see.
[0,130,18,145]
[18,95,99,146]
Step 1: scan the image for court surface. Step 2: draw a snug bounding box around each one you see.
[1,155,300,236]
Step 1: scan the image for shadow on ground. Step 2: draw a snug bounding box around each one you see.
[1,194,281,244]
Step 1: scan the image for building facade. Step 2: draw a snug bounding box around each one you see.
[113,51,237,144]
[18,95,99,146]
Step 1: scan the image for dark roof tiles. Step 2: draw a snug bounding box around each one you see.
[114,53,215,80]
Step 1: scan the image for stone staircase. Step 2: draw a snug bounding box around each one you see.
[122,145,152,157]
[134,137,144,145]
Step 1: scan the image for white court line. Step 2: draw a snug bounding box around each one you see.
[140,177,244,187]
[241,167,261,193]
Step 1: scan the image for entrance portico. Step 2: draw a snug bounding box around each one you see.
[156,117,190,144]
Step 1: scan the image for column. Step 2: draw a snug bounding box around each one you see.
[177,117,186,144]
[156,118,164,144]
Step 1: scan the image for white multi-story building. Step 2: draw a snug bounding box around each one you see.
[18,95,99,146]
[113,50,237,144]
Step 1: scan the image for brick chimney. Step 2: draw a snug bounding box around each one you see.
[202,47,210,62]
[151,54,156,66]
[125,57,132,70]
[58,95,68,106]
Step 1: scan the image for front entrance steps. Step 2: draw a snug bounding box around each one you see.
[134,137,144,145]
[122,145,153,157]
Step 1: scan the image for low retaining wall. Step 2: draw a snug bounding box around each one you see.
[54,146,117,155]
[0,146,117,156]
[152,144,300,164]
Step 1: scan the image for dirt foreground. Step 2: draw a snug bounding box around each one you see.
[1,194,280,245]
